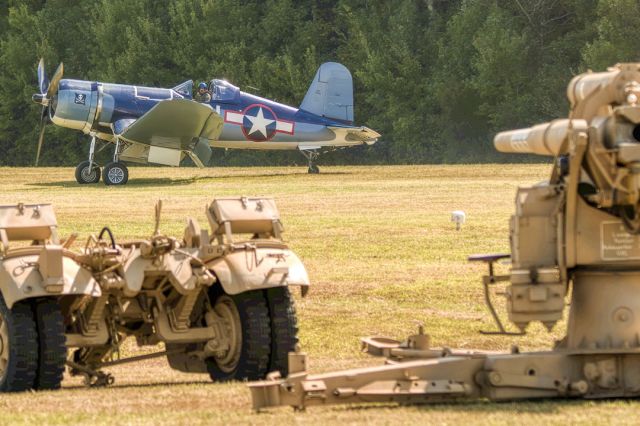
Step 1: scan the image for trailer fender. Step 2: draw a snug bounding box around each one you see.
[208,247,309,295]
[0,247,101,308]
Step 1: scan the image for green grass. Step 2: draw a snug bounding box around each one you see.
[0,164,635,425]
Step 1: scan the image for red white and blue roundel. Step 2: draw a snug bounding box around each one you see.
[224,104,295,142]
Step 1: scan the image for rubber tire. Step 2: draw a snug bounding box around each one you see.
[266,287,298,376]
[103,162,129,186]
[75,161,100,184]
[33,300,66,390]
[0,297,38,392]
[206,290,271,382]
[308,165,320,174]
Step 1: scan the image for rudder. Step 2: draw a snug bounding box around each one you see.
[300,62,353,123]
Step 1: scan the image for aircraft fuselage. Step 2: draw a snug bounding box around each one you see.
[52,79,362,151]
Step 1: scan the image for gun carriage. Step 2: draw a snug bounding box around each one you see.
[249,63,640,409]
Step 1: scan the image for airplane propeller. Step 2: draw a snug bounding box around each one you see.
[32,58,63,166]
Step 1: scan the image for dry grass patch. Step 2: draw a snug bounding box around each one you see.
[0,164,634,424]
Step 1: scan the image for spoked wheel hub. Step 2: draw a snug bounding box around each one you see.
[102,161,129,185]
[81,166,97,181]
[212,295,242,373]
[108,167,124,183]
[75,161,100,184]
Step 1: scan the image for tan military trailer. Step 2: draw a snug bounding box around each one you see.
[0,197,308,391]
[249,63,640,409]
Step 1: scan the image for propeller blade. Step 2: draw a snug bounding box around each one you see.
[35,106,48,166]
[35,123,46,167]
[47,62,64,98]
[37,58,49,95]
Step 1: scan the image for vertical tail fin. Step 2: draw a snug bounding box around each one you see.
[300,62,354,124]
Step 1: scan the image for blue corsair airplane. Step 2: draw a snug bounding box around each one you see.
[31,59,380,185]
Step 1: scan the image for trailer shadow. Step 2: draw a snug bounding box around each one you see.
[62,379,212,391]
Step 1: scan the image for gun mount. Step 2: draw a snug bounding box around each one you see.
[249,63,640,409]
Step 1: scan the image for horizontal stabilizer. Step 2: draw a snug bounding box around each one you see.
[300,62,354,123]
[119,99,223,150]
[328,126,380,145]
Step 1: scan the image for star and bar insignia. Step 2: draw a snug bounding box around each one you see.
[224,103,294,142]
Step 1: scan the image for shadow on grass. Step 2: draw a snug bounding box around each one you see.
[63,379,212,391]
[330,398,604,414]
[26,170,353,188]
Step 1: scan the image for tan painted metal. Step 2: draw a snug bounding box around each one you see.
[0,203,100,307]
[0,198,308,386]
[248,63,640,410]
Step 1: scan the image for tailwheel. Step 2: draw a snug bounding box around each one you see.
[300,149,321,174]
[266,287,299,376]
[206,290,271,382]
[103,161,129,186]
[33,300,66,390]
[75,161,100,184]
[0,296,38,392]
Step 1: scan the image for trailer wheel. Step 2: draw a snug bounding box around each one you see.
[206,290,271,382]
[266,287,298,376]
[0,296,38,392]
[33,300,66,390]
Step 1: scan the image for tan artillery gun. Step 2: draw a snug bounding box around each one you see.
[0,197,308,390]
[249,63,640,409]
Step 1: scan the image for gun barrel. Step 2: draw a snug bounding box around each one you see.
[494,119,587,156]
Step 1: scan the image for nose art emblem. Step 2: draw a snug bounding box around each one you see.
[74,93,86,105]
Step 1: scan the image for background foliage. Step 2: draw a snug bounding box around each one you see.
[0,0,638,166]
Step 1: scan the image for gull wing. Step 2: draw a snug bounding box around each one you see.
[116,99,223,150]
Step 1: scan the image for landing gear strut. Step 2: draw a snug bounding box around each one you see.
[75,136,100,184]
[75,135,129,185]
[300,149,320,174]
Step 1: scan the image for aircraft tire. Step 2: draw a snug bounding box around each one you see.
[0,295,38,392]
[265,287,298,376]
[33,300,66,390]
[75,161,100,184]
[103,162,129,186]
[206,289,271,382]
[308,165,320,174]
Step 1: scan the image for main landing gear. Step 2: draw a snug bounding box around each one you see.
[300,149,320,174]
[75,136,129,185]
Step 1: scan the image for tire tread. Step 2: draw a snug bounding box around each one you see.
[34,300,66,390]
[206,290,271,382]
[0,297,38,392]
[266,287,298,376]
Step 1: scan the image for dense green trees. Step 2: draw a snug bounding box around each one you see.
[0,0,638,166]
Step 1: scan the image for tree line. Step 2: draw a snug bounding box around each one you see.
[0,0,638,166]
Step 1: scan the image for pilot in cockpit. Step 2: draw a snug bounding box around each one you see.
[194,82,211,103]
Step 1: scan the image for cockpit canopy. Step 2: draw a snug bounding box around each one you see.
[210,79,240,103]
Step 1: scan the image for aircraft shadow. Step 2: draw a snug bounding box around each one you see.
[27,171,353,188]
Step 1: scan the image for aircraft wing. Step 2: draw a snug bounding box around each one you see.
[328,126,380,145]
[114,99,223,150]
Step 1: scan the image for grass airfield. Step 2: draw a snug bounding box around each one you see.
[0,164,637,425]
